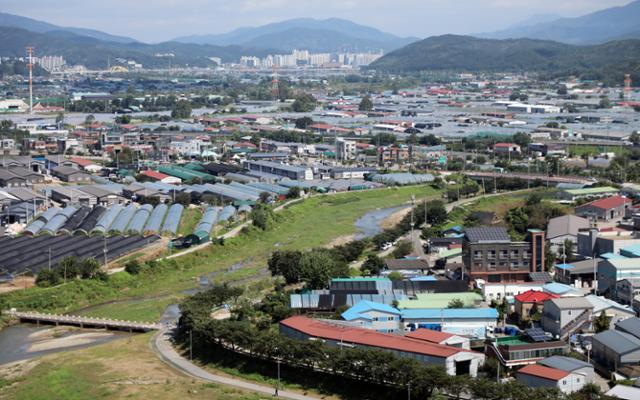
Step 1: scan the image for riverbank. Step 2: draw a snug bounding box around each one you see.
[0,185,441,324]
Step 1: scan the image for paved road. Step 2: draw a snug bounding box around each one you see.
[152,323,319,400]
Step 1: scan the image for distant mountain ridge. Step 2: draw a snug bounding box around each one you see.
[480,0,640,44]
[368,34,640,84]
[0,11,137,44]
[173,18,417,52]
[0,26,275,69]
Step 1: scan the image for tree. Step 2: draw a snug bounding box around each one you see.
[171,100,192,119]
[563,239,575,262]
[286,186,301,199]
[419,134,441,146]
[79,257,101,279]
[84,114,96,126]
[55,111,64,125]
[259,191,271,203]
[35,269,60,287]
[174,192,191,206]
[447,298,464,308]
[371,132,397,146]
[598,96,611,109]
[387,271,403,281]
[299,250,337,289]
[358,95,373,111]
[362,255,385,276]
[593,311,610,333]
[125,260,142,275]
[630,132,640,146]
[512,132,531,148]
[391,240,413,259]
[268,250,302,284]
[295,116,313,129]
[251,203,276,230]
[59,256,79,280]
[291,93,317,112]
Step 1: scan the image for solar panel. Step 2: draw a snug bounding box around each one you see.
[529,272,553,283]
[526,328,548,342]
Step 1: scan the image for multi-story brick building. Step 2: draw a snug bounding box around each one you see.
[463,227,546,284]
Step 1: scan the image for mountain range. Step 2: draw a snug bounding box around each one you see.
[0,26,274,69]
[0,12,137,44]
[172,18,417,52]
[481,0,640,44]
[368,35,640,84]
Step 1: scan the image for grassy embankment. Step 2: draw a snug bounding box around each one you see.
[0,185,440,322]
[0,334,275,400]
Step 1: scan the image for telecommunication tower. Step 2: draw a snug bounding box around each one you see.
[624,73,632,100]
[271,65,279,100]
[26,47,34,114]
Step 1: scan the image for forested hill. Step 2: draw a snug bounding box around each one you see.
[367,35,640,83]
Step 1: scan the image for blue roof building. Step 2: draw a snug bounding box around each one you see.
[341,300,401,333]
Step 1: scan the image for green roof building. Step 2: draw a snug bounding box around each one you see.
[397,292,483,309]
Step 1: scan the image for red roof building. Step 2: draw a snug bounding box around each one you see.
[516,364,586,394]
[280,316,484,376]
[581,195,631,211]
[518,364,569,380]
[514,290,558,304]
[514,290,559,322]
[141,170,182,184]
[576,195,632,222]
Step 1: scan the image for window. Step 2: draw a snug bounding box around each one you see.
[388,317,395,321]
[489,262,496,270]
[474,251,483,260]
[523,251,531,259]
[500,250,508,259]
[373,317,379,321]
[488,251,496,260]
[562,380,567,385]
[511,250,519,258]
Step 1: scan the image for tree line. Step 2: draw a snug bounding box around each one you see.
[177,284,613,400]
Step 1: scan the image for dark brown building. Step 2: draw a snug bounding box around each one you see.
[463,227,545,284]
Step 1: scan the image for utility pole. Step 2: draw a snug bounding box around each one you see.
[189,330,193,360]
[103,236,108,269]
[27,47,34,115]
[407,381,411,400]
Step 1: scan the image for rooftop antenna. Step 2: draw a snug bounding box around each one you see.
[26,47,34,115]
[271,64,280,101]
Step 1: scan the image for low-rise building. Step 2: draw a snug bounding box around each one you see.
[401,308,498,338]
[591,330,640,371]
[546,215,590,253]
[51,166,92,183]
[541,297,594,340]
[575,196,632,222]
[516,364,587,394]
[405,328,470,350]
[514,290,559,323]
[538,356,595,383]
[340,300,401,333]
[598,258,640,298]
[557,186,619,202]
[280,316,485,376]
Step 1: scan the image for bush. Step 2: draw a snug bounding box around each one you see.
[125,260,142,275]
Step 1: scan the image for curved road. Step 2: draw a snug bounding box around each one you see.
[151,322,319,400]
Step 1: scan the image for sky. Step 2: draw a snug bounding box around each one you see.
[1,0,633,43]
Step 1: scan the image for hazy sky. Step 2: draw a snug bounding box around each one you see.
[1,0,633,42]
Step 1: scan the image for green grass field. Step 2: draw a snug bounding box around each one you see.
[1,185,440,322]
[177,207,203,237]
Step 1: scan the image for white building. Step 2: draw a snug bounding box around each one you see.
[336,137,356,161]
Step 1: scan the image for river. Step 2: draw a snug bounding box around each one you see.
[0,324,131,366]
[353,205,409,239]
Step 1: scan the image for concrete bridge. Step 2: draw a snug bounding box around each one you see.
[4,310,161,333]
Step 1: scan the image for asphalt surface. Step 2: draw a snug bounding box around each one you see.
[152,322,319,400]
